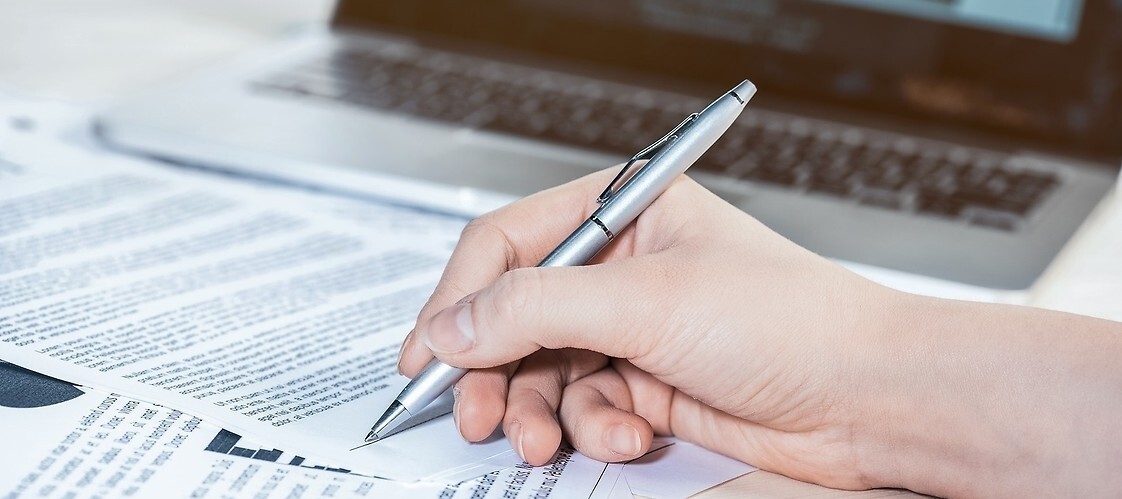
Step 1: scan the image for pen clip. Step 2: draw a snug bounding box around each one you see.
[597,113,699,203]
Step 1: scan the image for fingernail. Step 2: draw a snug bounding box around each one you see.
[452,387,464,439]
[423,302,475,354]
[606,424,641,457]
[509,421,525,461]
[396,330,415,375]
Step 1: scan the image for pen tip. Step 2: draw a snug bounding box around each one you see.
[365,431,379,443]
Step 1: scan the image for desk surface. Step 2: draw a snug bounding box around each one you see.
[1,1,1117,497]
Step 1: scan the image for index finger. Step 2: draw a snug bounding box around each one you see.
[398,166,621,376]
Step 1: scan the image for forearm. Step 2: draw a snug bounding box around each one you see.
[859,292,1122,497]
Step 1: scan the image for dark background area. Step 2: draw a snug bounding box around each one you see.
[338,0,1122,164]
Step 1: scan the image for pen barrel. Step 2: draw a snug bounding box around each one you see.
[594,86,751,235]
[398,359,468,412]
[538,219,613,268]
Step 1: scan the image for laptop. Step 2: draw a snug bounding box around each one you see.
[95,0,1122,290]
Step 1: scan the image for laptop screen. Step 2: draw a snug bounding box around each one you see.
[335,0,1122,165]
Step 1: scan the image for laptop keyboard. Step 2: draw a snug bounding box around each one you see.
[250,44,1060,232]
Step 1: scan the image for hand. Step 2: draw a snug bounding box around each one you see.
[398,166,897,488]
[397,166,1122,497]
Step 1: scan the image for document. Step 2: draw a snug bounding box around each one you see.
[150,440,610,499]
[0,368,610,498]
[0,382,438,498]
[588,461,631,499]
[0,388,217,497]
[0,142,519,481]
[586,438,756,499]
[622,438,756,498]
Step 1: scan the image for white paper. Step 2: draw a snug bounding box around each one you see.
[588,462,629,499]
[0,385,447,498]
[152,440,611,499]
[0,389,213,497]
[0,142,519,481]
[156,423,611,499]
[623,438,756,499]
[0,95,94,148]
[0,372,613,498]
[0,361,621,498]
[439,446,610,499]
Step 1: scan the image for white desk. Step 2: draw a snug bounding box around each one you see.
[2,1,1118,497]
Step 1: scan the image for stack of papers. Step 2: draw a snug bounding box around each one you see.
[0,97,757,498]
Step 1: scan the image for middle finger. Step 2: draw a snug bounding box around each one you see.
[502,349,609,465]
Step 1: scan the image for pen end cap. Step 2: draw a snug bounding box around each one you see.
[730,80,757,104]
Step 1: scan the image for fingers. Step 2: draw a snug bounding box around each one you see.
[397,219,511,377]
[398,168,621,377]
[558,367,654,462]
[451,365,515,442]
[419,255,680,370]
[501,349,609,465]
[502,352,565,466]
[449,348,610,462]
[397,328,431,378]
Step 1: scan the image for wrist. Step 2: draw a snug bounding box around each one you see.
[846,291,997,497]
[849,293,1099,497]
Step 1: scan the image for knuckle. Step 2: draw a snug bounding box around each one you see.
[460,215,517,269]
[487,268,543,336]
[458,216,491,241]
[432,280,472,308]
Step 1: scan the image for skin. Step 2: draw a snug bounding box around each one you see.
[397,167,1122,498]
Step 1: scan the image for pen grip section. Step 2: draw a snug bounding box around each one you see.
[539,219,612,268]
[399,359,468,412]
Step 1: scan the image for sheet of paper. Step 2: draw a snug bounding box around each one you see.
[0,381,447,498]
[0,94,94,148]
[151,439,611,499]
[622,438,756,499]
[433,446,609,499]
[0,91,513,219]
[0,360,614,499]
[0,389,214,496]
[588,462,630,499]
[0,142,519,481]
[0,360,611,499]
[157,419,611,499]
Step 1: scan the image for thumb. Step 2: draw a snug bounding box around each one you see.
[418,257,672,369]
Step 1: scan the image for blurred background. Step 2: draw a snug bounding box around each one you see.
[2,0,1120,303]
[0,0,332,101]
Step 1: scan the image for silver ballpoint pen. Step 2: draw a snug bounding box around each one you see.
[365,79,757,443]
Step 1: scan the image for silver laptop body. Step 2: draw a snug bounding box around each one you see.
[96,0,1122,290]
